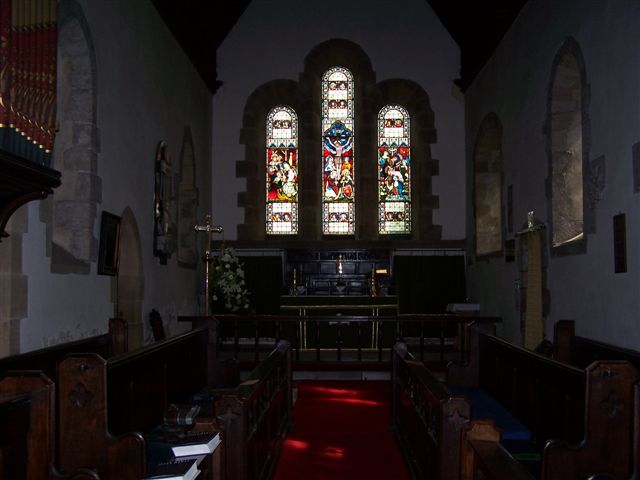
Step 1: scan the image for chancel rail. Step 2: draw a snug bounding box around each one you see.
[214,314,500,366]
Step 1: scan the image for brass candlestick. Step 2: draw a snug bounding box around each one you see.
[292,268,298,296]
[370,267,377,297]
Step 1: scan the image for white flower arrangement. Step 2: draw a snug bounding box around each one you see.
[211,247,251,313]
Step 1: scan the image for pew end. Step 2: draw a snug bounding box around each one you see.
[461,419,535,480]
[0,370,102,480]
[215,340,293,480]
[57,353,146,479]
[541,360,640,480]
[391,342,471,480]
[446,321,495,387]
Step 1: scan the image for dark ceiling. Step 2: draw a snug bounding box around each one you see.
[152,0,526,93]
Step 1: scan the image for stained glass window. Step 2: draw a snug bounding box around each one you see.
[378,104,411,234]
[322,67,355,235]
[266,106,298,235]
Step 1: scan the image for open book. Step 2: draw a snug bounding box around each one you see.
[144,458,200,480]
[171,431,221,457]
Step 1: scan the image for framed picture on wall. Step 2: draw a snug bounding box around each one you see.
[98,211,121,276]
[613,213,627,273]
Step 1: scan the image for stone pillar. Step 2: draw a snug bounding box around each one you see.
[0,208,28,357]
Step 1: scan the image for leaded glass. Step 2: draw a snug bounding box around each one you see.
[378,104,411,234]
[322,67,355,235]
[266,106,298,235]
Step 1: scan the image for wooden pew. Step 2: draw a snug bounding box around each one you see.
[56,328,210,479]
[554,319,640,371]
[541,361,639,479]
[0,332,113,381]
[0,370,100,479]
[0,317,128,382]
[448,325,586,447]
[56,327,292,480]
[448,325,640,479]
[576,382,640,480]
[461,419,535,480]
[216,340,292,480]
[391,342,470,480]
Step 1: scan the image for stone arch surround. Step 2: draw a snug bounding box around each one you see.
[45,0,101,273]
[473,112,503,257]
[236,39,441,247]
[545,37,592,256]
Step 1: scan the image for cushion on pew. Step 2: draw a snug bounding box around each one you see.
[450,387,532,441]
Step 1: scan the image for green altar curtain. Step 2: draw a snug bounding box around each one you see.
[240,256,283,314]
[393,255,466,313]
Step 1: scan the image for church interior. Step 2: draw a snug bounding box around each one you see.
[1,0,640,479]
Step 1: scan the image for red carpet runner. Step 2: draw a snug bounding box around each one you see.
[274,380,409,480]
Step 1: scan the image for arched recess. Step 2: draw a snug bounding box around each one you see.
[177,127,199,268]
[473,113,503,257]
[114,207,144,349]
[45,0,101,273]
[546,38,590,254]
[236,39,441,247]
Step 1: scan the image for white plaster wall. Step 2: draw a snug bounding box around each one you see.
[465,0,640,349]
[19,0,213,352]
[213,0,464,240]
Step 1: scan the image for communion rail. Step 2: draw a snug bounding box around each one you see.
[214,314,500,368]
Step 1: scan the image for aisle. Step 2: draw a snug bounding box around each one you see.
[274,380,409,480]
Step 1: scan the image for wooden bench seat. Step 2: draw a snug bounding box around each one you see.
[448,325,640,479]
[393,321,640,480]
[215,340,292,480]
[391,342,470,480]
[449,386,532,441]
[55,326,292,480]
[57,328,211,479]
[0,332,112,381]
[554,319,640,371]
[461,419,536,480]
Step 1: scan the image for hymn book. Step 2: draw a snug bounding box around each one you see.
[144,458,200,480]
[171,431,221,457]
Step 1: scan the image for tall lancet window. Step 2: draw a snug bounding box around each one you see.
[266,106,298,235]
[378,105,411,234]
[322,67,355,235]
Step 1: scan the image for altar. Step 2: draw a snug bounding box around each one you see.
[279,295,398,316]
[279,295,398,349]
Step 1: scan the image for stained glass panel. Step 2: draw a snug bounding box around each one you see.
[322,67,355,235]
[266,106,298,235]
[378,104,411,234]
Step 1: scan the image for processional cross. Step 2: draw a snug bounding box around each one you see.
[194,214,223,316]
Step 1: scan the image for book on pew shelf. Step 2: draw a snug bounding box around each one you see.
[143,458,200,480]
[170,454,207,466]
[171,431,221,457]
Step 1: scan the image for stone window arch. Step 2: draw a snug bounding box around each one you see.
[237,39,441,247]
[473,112,503,257]
[547,38,589,253]
[46,1,101,273]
